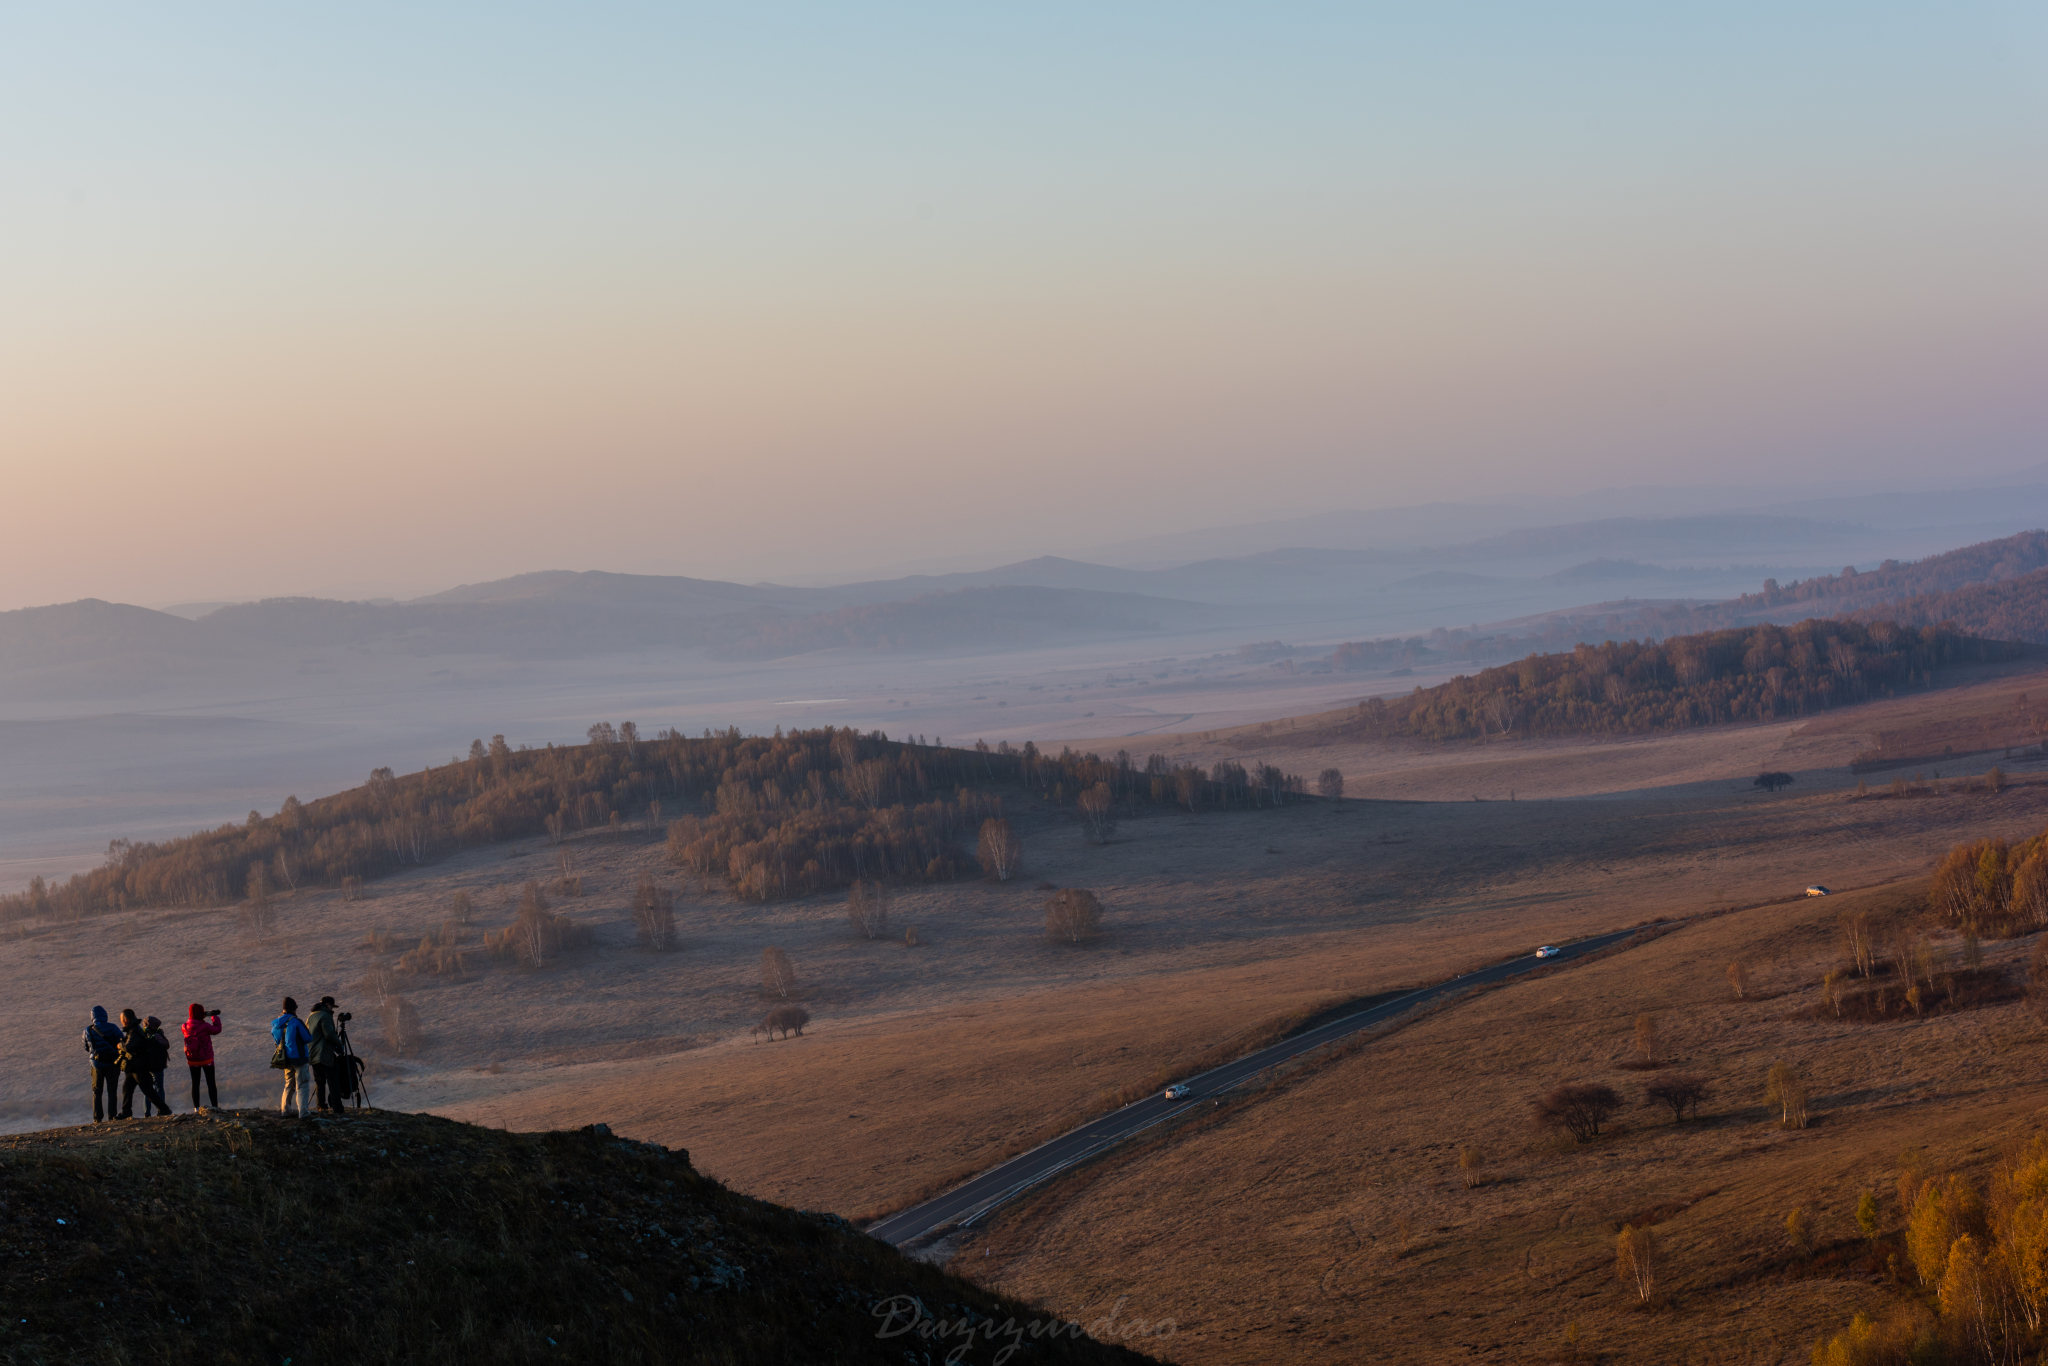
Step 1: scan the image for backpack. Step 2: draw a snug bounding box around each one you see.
[141,1029,171,1071]
[85,1022,121,1064]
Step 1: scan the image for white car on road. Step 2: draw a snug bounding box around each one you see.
[1534,945,1561,958]
[1164,1084,1192,1101]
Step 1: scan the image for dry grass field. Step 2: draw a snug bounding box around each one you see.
[962,880,2048,1365]
[10,664,2048,1361]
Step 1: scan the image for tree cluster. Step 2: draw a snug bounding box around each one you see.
[1931,833,2048,938]
[1331,620,2001,744]
[1813,1135,2048,1364]
[0,725,1306,920]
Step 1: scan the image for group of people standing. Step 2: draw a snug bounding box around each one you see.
[81,995,358,1122]
[269,996,357,1117]
[81,1003,222,1121]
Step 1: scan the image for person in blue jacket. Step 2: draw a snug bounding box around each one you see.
[271,997,315,1118]
[82,1006,124,1123]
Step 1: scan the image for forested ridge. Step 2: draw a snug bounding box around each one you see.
[1323,619,2009,744]
[1,726,1303,920]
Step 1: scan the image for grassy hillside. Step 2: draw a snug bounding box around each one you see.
[2,727,1303,918]
[960,876,2048,1364]
[0,1108,1154,1366]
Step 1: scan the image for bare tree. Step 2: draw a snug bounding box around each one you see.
[241,864,274,933]
[450,889,473,926]
[1634,1012,1660,1066]
[1317,768,1345,802]
[1457,1145,1484,1189]
[1532,1082,1623,1142]
[761,946,797,999]
[271,847,297,891]
[1765,1060,1810,1129]
[845,759,892,810]
[1616,1225,1657,1303]
[978,818,1023,882]
[847,880,890,940]
[632,874,677,951]
[1642,1074,1712,1122]
[1726,960,1749,999]
[1077,783,1117,843]
[1045,888,1104,943]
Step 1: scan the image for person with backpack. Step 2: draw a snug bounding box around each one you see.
[182,1004,223,1110]
[142,1016,173,1114]
[82,1006,124,1123]
[307,997,347,1114]
[115,1009,169,1119]
[271,998,314,1118]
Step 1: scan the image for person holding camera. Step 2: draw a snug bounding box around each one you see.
[307,996,348,1114]
[183,1003,222,1110]
[271,997,314,1118]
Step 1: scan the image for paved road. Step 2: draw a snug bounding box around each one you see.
[865,926,1646,1246]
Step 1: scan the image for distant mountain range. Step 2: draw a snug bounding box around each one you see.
[7,515,2047,697]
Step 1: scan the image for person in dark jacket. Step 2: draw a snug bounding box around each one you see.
[182,1003,222,1110]
[143,1016,172,1115]
[115,1009,169,1119]
[307,997,347,1114]
[82,1006,123,1123]
[271,998,314,1118]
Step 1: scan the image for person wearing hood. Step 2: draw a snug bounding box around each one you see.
[142,1016,173,1115]
[271,997,314,1118]
[115,1009,170,1119]
[82,1006,124,1123]
[182,1004,223,1110]
[307,997,347,1114]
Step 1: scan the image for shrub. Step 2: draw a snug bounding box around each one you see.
[1642,1074,1711,1123]
[1317,768,1344,802]
[1727,960,1749,999]
[1855,1189,1881,1243]
[1786,1205,1811,1256]
[760,1005,810,1040]
[1456,1145,1484,1189]
[1045,888,1104,943]
[1532,1083,1623,1143]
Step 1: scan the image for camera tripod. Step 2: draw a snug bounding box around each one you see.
[335,1017,372,1110]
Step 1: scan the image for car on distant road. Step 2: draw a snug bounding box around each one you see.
[1805,885,1832,897]
[1164,1084,1192,1101]
[1535,945,1561,958]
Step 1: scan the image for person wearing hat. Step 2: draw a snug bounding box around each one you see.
[307,996,347,1114]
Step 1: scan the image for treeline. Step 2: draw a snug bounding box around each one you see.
[1734,530,2048,618]
[1,727,1304,920]
[1328,620,2006,743]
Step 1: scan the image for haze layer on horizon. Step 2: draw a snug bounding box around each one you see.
[3,2,2044,611]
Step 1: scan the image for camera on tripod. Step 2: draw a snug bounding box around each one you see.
[337,1011,352,1023]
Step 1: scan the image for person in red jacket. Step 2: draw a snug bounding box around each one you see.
[182,1004,223,1110]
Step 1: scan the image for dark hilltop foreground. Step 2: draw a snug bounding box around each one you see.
[0,1109,1156,1366]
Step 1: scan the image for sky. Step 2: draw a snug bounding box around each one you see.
[2,2,2045,610]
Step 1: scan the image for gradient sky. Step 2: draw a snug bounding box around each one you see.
[3,2,2044,609]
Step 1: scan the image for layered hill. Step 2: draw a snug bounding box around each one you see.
[0,1108,1154,1365]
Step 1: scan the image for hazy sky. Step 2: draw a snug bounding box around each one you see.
[3,3,2044,609]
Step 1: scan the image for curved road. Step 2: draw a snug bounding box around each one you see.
[866,925,1645,1246]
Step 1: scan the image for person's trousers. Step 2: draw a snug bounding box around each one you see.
[120,1071,167,1118]
[279,1063,313,1117]
[313,1061,346,1112]
[189,1063,217,1109]
[90,1064,119,1122]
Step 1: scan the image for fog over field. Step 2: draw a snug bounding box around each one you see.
[9,486,2048,892]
